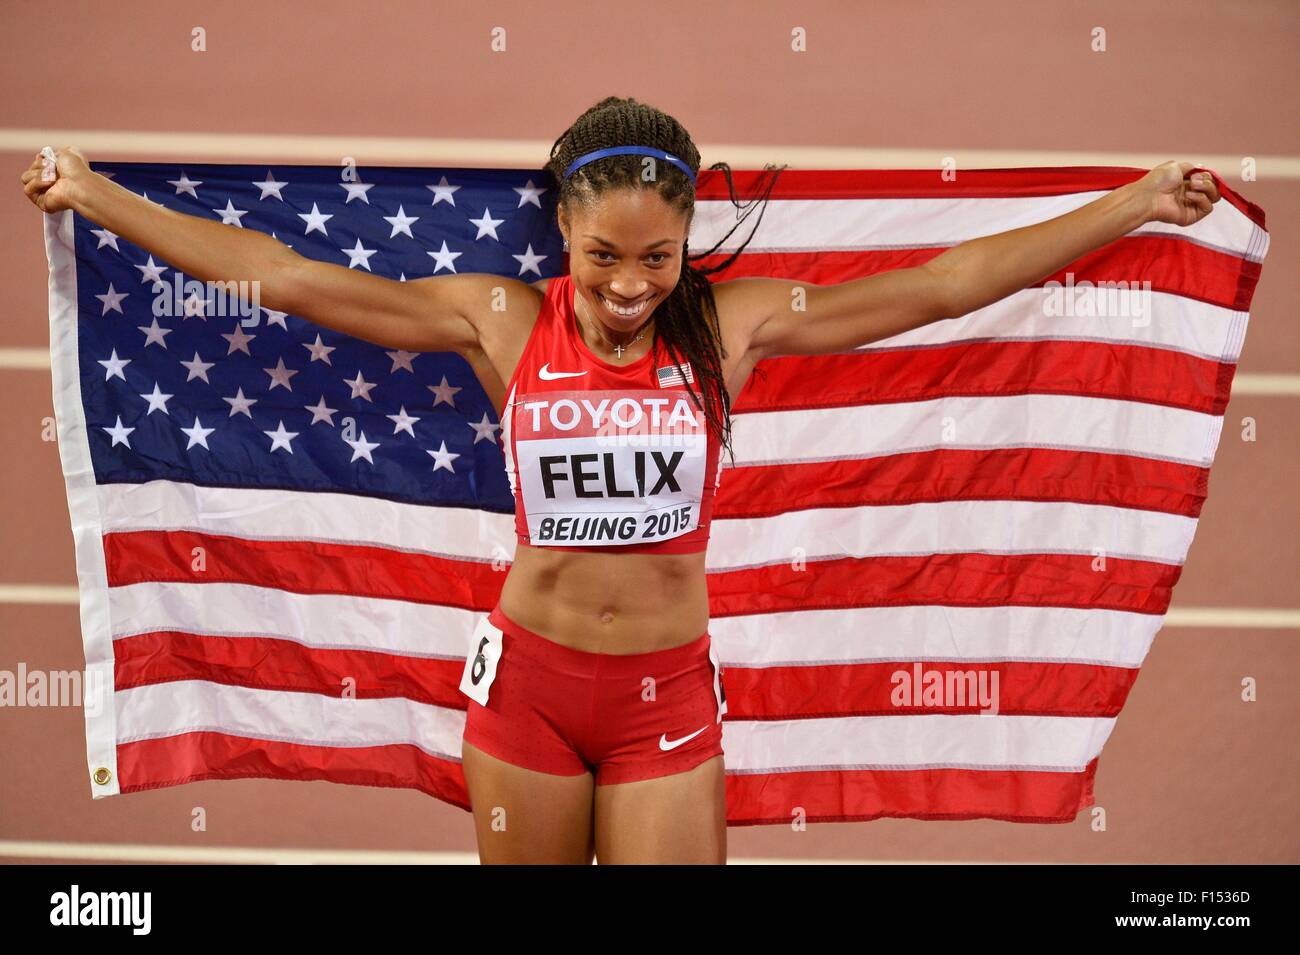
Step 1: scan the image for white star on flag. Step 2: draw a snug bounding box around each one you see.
[383,207,419,239]
[181,417,216,450]
[264,358,299,391]
[298,203,333,236]
[428,375,462,407]
[168,172,202,197]
[426,440,460,473]
[263,421,298,453]
[343,371,377,401]
[387,406,418,437]
[344,431,380,464]
[139,383,173,415]
[96,284,128,315]
[180,352,215,383]
[102,416,134,448]
[222,388,258,418]
[98,349,130,381]
[426,176,460,207]
[468,412,501,445]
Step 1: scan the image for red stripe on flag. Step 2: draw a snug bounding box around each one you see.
[724,660,1139,720]
[697,236,1256,310]
[115,731,471,811]
[696,166,1157,200]
[707,552,1179,618]
[715,448,1209,520]
[736,340,1236,416]
[104,531,506,609]
[723,758,1099,826]
[114,630,466,708]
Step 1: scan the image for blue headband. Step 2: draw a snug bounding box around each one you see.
[563,145,697,184]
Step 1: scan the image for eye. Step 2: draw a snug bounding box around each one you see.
[589,250,669,265]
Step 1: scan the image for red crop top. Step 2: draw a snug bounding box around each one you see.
[501,274,724,554]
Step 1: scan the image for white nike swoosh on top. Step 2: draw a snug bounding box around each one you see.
[659,727,707,751]
[538,363,587,380]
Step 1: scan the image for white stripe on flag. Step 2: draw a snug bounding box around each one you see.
[98,480,514,562]
[694,192,1263,259]
[730,393,1225,468]
[109,581,478,659]
[709,604,1160,669]
[709,498,1196,570]
[115,679,467,756]
[721,712,1117,774]
[858,287,1247,364]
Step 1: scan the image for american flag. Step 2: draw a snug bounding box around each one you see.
[656,360,694,387]
[46,162,1268,825]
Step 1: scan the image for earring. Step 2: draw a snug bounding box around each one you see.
[562,238,569,252]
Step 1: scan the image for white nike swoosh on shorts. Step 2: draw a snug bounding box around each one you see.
[659,726,707,751]
[538,362,588,380]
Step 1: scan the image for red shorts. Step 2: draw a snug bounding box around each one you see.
[459,604,727,785]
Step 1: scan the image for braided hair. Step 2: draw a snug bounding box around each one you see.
[544,96,786,465]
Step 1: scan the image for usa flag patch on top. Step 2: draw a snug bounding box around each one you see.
[656,361,694,387]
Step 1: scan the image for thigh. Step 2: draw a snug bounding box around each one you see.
[461,740,596,864]
[593,754,727,864]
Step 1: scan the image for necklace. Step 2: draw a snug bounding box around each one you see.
[613,325,649,359]
[576,290,653,359]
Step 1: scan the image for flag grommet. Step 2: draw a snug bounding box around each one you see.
[92,767,113,786]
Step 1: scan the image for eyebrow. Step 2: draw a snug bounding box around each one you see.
[582,234,677,251]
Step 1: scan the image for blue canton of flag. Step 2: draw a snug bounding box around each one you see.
[76,162,563,510]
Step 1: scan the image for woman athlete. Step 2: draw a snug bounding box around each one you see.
[22,96,1220,865]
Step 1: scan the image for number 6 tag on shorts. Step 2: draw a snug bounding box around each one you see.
[708,639,728,724]
[459,615,504,706]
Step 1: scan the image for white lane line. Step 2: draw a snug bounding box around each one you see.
[1164,608,1300,629]
[2,129,1297,178]
[0,584,80,603]
[0,840,481,865]
[3,349,1300,396]
[0,349,51,369]
[0,839,977,865]
[1226,374,1300,395]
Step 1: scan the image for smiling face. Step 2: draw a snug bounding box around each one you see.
[559,187,691,337]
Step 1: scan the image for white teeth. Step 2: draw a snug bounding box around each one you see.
[599,293,648,317]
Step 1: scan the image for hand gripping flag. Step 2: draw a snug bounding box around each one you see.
[43,162,1268,825]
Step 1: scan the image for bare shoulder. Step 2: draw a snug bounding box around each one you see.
[709,276,790,354]
[438,274,542,329]
[711,276,788,331]
[447,273,543,355]
[441,275,547,413]
[708,276,797,401]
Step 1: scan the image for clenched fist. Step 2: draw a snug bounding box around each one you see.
[19,146,92,214]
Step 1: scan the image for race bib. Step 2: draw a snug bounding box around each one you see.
[511,388,708,547]
[458,615,503,706]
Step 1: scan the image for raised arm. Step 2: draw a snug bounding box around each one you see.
[732,161,1221,362]
[20,147,500,356]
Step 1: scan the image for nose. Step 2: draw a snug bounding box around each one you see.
[607,276,649,300]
